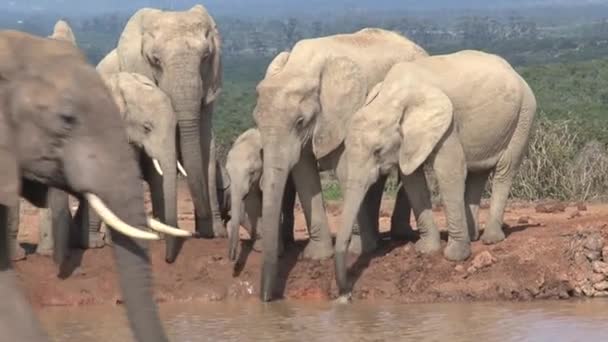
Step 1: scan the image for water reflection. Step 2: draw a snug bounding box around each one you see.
[40,299,608,342]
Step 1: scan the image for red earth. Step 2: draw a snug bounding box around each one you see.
[12,180,608,309]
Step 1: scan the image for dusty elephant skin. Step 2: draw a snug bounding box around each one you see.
[97,5,226,264]
[335,50,537,296]
[13,196,608,307]
[254,28,429,302]
[0,30,177,342]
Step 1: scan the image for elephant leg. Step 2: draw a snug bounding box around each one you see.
[292,149,333,260]
[401,168,440,255]
[0,205,49,340]
[481,158,513,245]
[72,201,103,249]
[353,174,387,254]
[280,174,296,245]
[37,208,53,256]
[432,134,470,262]
[7,202,25,261]
[390,183,415,241]
[208,133,227,237]
[465,171,490,242]
[43,189,74,265]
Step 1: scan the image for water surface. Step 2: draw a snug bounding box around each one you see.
[40,299,608,341]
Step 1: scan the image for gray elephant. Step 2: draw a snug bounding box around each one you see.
[225,128,297,261]
[0,29,188,342]
[97,4,224,263]
[253,28,428,301]
[334,50,537,299]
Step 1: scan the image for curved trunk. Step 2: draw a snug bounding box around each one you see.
[162,61,208,262]
[335,180,368,296]
[260,146,290,302]
[228,189,243,261]
[280,175,297,244]
[160,151,178,231]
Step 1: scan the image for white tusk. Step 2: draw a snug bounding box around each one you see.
[177,161,188,177]
[147,218,193,237]
[153,159,164,176]
[85,193,160,240]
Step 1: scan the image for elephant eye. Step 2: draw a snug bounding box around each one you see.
[143,121,154,135]
[295,116,305,129]
[59,112,78,131]
[147,54,161,67]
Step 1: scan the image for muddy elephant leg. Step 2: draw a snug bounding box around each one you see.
[280,174,296,245]
[465,171,490,242]
[481,159,513,245]
[354,174,387,254]
[208,132,227,237]
[432,135,469,261]
[401,168,441,255]
[390,183,415,241]
[0,206,49,340]
[291,149,333,260]
[7,202,25,261]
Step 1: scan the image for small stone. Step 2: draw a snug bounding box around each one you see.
[582,283,595,297]
[586,250,602,261]
[517,216,530,224]
[585,234,605,252]
[594,291,608,297]
[592,261,608,275]
[589,273,606,284]
[594,281,608,291]
[602,246,608,262]
[471,251,497,270]
[454,265,465,273]
[577,202,588,211]
[568,211,582,219]
[466,266,477,274]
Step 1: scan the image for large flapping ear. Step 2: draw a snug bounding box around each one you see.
[265,51,290,79]
[313,57,367,159]
[103,73,127,116]
[96,49,120,78]
[399,84,454,176]
[191,4,223,105]
[49,20,77,46]
[116,8,160,77]
[0,89,21,207]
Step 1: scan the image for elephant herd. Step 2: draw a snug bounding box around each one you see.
[0,4,539,342]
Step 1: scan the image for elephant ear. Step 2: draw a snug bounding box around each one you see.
[0,89,21,207]
[365,82,383,106]
[190,4,223,105]
[265,51,290,79]
[96,49,120,77]
[48,20,77,46]
[313,57,367,159]
[116,8,161,78]
[399,84,454,176]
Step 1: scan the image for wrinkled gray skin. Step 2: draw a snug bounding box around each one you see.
[101,5,224,264]
[335,50,537,298]
[254,28,428,301]
[0,30,168,342]
[48,72,181,265]
[224,128,297,261]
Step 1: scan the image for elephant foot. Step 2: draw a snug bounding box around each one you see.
[10,242,27,261]
[195,217,219,239]
[390,224,418,241]
[252,237,285,257]
[347,234,378,256]
[414,233,441,255]
[212,217,228,238]
[86,231,106,249]
[443,239,471,261]
[334,293,353,304]
[36,245,53,257]
[303,239,334,260]
[469,227,481,242]
[481,225,505,245]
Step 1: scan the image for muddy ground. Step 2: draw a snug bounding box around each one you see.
[11,180,608,308]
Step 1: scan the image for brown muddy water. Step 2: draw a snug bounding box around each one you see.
[39,299,608,341]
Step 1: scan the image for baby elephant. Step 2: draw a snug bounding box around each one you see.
[225,128,296,261]
[335,50,537,298]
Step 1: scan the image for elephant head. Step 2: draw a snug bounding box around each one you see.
[117,5,222,249]
[0,30,187,341]
[335,69,454,296]
[104,72,186,237]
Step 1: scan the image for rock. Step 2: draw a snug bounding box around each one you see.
[584,234,604,252]
[594,281,608,291]
[585,250,602,261]
[454,265,465,273]
[517,216,530,224]
[602,245,608,262]
[568,211,582,219]
[592,261,608,275]
[582,283,595,297]
[471,251,497,269]
[535,202,567,214]
[594,291,608,297]
[577,203,588,211]
[589,273,606,284]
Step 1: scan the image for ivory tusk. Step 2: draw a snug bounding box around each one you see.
[177,161,188,177]
[153,159,164,176]
[147,218,193,237]
[85,193,160,240]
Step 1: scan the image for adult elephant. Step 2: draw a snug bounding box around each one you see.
[254,28,428,301]
[334,50,537,298]
[100,4,224,263]
[0,29,188,342]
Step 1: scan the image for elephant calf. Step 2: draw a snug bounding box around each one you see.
[334,49,537,298]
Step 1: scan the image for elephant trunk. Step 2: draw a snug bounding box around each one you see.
[161,61,208,263]
[228,188,243,261]
[335,178,369,297]
[260,142,291,302]
[160,145,178,230]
